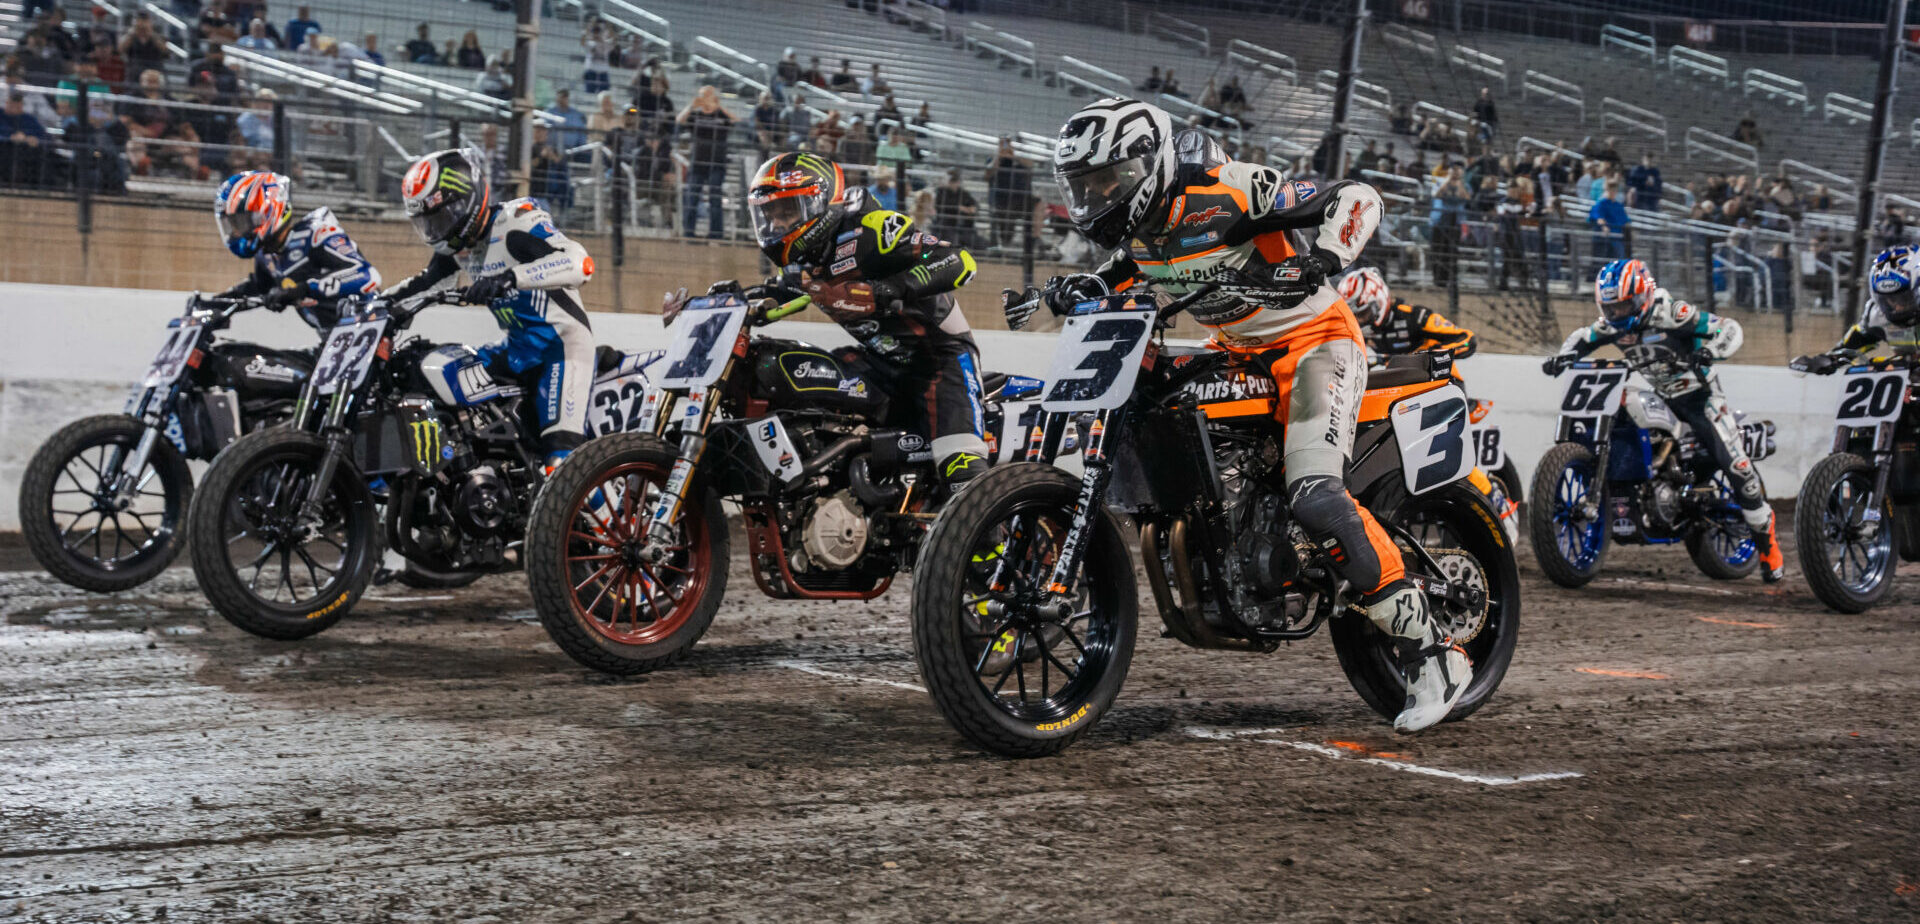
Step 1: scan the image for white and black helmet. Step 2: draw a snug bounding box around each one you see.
[1054,97,1176,250]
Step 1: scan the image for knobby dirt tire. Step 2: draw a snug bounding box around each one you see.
[19,415,193,592]
[1795,453,1894,614]
[1527,441,1608,588]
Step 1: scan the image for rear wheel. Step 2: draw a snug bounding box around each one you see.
[1795,453,1894,614]
[1686,471,1759,580]
[1895,502,1920,564]
[1333,483,1519,724]
[18,415,192,592]
[911,463,1136,758]
[187,427,379,639]
[1527,441,1608,587]
[525,433,729,675]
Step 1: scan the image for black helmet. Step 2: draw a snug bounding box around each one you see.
[1054,97,1177,249]
[748,151,845,266]
[401,148,492,253]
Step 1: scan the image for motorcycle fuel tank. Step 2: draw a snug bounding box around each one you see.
[420,345,517,407]
[750,341,887,416]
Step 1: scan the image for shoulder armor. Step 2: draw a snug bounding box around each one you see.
[1173,129,1226,170]
[858,209,914,255]
[1647,288,1692,328]
[300,206,342,244]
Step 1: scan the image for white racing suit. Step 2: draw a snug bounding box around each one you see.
[387,198,597,456]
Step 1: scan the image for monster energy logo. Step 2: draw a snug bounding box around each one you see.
[793,153,831,175]
[439,168,473,194]
[409,418,443,467]
[491,302,519,328]
[909,265,933,285]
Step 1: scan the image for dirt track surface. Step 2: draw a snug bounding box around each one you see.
[2,527,1918,923]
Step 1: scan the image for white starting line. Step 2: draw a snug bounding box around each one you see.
[1186,726,1584,787]
[773,660,928,693]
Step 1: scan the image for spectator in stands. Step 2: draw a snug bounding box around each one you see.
[627,58,667,99]
[631,122,677,228]
[1429,166,1468,288]
[236,18,278,50]
[1471,86,1496,131]
[1589,179,1630,259]
[477,121,509,188]
[123,69,205,180]
[1494,174,1541,291]
[551,88,587,153]
[1389,103,1413,135]
[1,92,51,187]
[235,86,276,168]
[1161,70,1183,98]
[198,1,239,45]
[829,59,856,92]
[784,92,812,149]
[31,7,77,63]
[840,116,875,176]
[456,31,486,70]
[405,23,438,64]
[985,137,1031,250]
[588,90,621,142]
[751,91,782,162]
[676,84,735,240]
[78,6,119,58]
[118,14,169,81]
[285,5,321,51]
[909,101,932,156]
[3,60,57,126]
[1469,174,1500,217]
[909,186,935,230]
[56,58,109,120]
[17,33,66,85]
[1877,204,1908,249]
[531,123,571,211]
[1138,66,1163,94]
[1733,111,1761,148]
[774,48,800,100]
[634,76,672,137]
[802,56,826,88]
[873,94,904,133]
[868,170,898,210]
[1627,153,1662,211]
[65,85,129,192]
[184,70,237,175]
[862,63,890,100]
[190,44,240,101]
[875,126,912,179]
[1810,184,1834,212]
[1219,75,1248,121]
[581,19,611,96]
[476,58,511,100]
[810,109,844,156]
[933,168,977,248]
[357,33,384,67]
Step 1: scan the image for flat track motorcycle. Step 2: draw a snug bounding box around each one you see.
[910,288,1520,757]
[18,293,306,591]
[525,283,1056,675]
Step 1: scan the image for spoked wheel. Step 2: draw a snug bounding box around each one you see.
[911,463,1135,758]
[18,415,193,592]
[1334,483,1519,725]
[1795,453,1894,613]
[1685,471,1759,580]
[187,428,378,639]
[1527,441,1608,588]
[525,433,728,675]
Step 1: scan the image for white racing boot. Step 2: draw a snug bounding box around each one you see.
[1361,582,1473,732]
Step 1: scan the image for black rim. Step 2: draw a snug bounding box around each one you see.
[957,500,1117,723]
[47,433,177,571]
[1392,498,1507,671]
[218,451,359,609]
[1818,466,1892,595]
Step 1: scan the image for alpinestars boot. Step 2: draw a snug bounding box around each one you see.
[1752,509,1786,584]
[1360,581,1473,732]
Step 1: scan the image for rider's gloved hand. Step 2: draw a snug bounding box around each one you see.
[263,279,306,312]
[866,278,903,313]
[462,272,516,305]
[706,279,743,296]
[1228,253,1332,308]
[1688,348,1716,369]
[1541,353,1576,376]
[1002,287,1043,330]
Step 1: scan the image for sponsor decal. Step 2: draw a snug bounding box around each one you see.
[837,376,868,398]
[1247,168,1281,218]
[830,257,858,276]
[878,213,909,252]
[835,240,858,259]
[1181,205,1226,228]
[1291,179,1318,201]
[1180,375,1278,402]
[244,354,303,383]
[1179,231,1220,247]
[409,418,443,468]
[896,432,927,453]
[913,232,941,245]
[790,360,839,380]
[1337,199,1375,248]
[1874,275,1904,293]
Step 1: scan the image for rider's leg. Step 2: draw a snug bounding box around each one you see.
[529,325,596,467]
[1265,307,1471,731]
[921,341,990,486]
[1669,385,1783,581]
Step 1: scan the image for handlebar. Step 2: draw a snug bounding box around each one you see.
[1155,283,1220,325]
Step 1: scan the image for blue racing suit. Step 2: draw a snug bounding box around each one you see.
[218,206,382,329]
[385,198,597,454]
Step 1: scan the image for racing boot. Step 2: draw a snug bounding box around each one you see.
[938,449,989,487]
[1751,507,1786,584]
[1360,580,1472,732]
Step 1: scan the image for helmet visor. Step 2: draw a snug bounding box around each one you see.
[749,186,826,248]
[217,204,271,243]
[408,205,466,246]
[1062,155,1149,226]
[1873,283,1920,326]
[1599,292,1646,324]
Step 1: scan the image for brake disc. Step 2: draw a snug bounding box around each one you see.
[1424,546,1488,644]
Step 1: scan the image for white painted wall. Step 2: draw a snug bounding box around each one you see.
[0,282,1848,530]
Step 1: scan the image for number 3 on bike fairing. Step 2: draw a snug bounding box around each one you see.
[909,290,1518,757]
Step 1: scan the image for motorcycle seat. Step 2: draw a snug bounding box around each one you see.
[1366,352,1453,390]
[595,344,624,374]
[981,370,1009,393]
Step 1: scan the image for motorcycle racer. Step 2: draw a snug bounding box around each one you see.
[1010,96,1469,733]
[1543,258,1785,582]
[1795,245,1920,373]
[1339,266,1476,362]
[747,151,990,485]
[214,171,382,330]
[383,148,597,462]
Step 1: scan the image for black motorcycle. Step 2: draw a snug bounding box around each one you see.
[1790,347,1920,612]
[525,283,1053,675]
[18,293,307,591]
[909,288,1519,757]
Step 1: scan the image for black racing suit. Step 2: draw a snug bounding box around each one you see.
[1368,300,1476,362]
[218,205,383,330]
[795,186,988,480]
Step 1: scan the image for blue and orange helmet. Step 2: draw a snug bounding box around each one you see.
[1595,258,1656,330]
[1869,245,1920,328]
[214,171,293,258]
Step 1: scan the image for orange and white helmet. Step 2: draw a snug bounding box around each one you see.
[214,171,293,257]
[1338,266,1392,326]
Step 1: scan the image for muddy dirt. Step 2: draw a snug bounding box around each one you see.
[1,525,1917,923]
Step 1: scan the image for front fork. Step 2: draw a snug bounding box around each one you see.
[299,393,356,529]
[985,408,1114,606]
[646,387,718,544]
[106,386,170,505]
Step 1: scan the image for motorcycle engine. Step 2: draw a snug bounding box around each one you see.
[1217,436,1298,625]
[794,490,869,572]
[453,465,513,536]
[1640,479,1685,537]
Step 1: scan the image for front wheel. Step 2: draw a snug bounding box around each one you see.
[1333,482,1520,725]
[910,463,1137,758]
[1795,453,1894,614]
[187,427,379,639]
[525,432,729,675]
[18,415,193,592]
[1527,441,1609,588]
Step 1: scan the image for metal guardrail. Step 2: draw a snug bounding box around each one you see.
[1668,46,1731,86]
[1599,24,1655,64]
[1314,70,1391,112]
[224,46,420,116]
[1779,158,1858,204]
[603,0,672,46]
[1683,125,1759,173]
[1516,136,1586,164]
[694,37,772,91]
[1158,93,1242,136]
[598,11,670,55]
[1380,23,1439,58]
[1447,45,1507,91]
[1413,100,1473,138]
[1600,97,1668,150]
[1227,40,1296,86]
[1824,92,1871,126]
[1743,67,1810,112]
[964,22,1038,72]
[1146,11,1210,56]
[1522,69,1584,122]
[893,0,948,35]
[1057,55,1126,98]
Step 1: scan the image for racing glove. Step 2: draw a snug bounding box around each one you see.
[263,278,307,312]
[1541,353,1576,376]
[462,272,516,305]
[1227,252,1334,308]
[802,276,885,315]
[1003,275,1107,330]
[1688,348,1716,370]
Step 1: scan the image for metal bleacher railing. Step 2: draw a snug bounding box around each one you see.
[1683,126,1759,175]
[963,21,1038,76]
[1380,22,1440,60]
[1447,44,1508,92]
[1315,69,1391,112]
[1145,11,1210,56]
[1520,69,1584,123]
[1599,97,1668,151]
[1823,92,1871,127]
[1668,45,1732,88]
[1226,40,1296,87]
[1599,24,1656,64]
[1742,67,1811,114]
[1056,55,1126,99]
